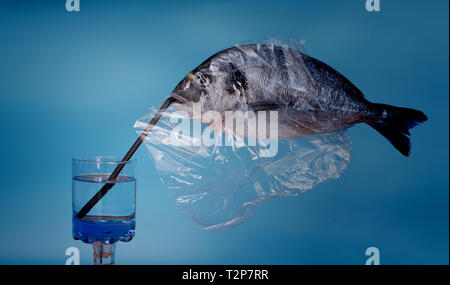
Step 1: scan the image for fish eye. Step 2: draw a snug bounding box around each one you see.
[196,73,210,87]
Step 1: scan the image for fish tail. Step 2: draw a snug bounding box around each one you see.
[366,103,427,156]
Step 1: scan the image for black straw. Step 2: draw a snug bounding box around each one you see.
[76,97,177,219]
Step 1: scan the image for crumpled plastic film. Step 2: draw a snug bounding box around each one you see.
[134,41,352,231]
[134,103,350,231]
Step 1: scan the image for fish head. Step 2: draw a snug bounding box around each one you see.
[171,68,217,104]
[171,54,248,112]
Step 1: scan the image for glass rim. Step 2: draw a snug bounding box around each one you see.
[72,156,137,164]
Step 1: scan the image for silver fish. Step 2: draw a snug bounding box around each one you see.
[171,44,427,156]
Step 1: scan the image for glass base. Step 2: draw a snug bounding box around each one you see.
[92,241,116,265]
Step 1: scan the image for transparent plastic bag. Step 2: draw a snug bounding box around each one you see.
[134,40,351,231]
[134,104,350,231]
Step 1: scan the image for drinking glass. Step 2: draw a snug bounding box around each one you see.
[72,156,136,265]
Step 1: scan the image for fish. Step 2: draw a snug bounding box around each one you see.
[170,44,427,156]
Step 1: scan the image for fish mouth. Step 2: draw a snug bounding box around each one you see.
[170,92,188,104]
[170,86,203,104]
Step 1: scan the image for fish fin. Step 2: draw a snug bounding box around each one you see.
[367,104,427,156]
[248,101,281,112]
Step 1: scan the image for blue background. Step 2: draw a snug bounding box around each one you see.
[0,0,448,264]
